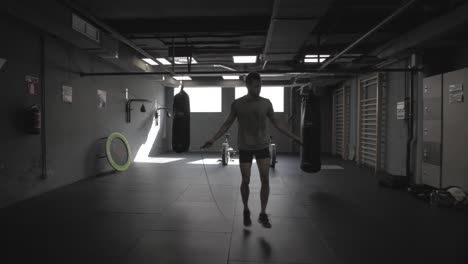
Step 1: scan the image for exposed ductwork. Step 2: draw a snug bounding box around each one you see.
[370,1,468,59]
[261,0,332,69]
[319,0,418,71]
[58,0,175,75]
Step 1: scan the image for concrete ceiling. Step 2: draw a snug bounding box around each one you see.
[7,0,468,86]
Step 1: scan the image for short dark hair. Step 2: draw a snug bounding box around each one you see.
[245,72,261,85]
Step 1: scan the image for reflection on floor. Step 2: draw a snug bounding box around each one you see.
[1,153,467,264]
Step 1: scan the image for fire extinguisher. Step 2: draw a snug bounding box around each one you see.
[28,104,41,134]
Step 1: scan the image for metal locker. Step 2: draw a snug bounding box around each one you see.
[422,142,441,166]
[422,163,441,188]
[423,98,442,121]
[442,68,468,190]
[422,74,442,188]
[423,121,442,143]
[423,75,442,98]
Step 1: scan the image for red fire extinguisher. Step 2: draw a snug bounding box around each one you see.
[28,105,41,134]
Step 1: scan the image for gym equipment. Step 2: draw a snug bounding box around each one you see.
[102,132,132,171]
[126,99,151,123]
[300,90,321,173]
[269,136,277,168]
[220,134,236,165]
[172,86,190,153]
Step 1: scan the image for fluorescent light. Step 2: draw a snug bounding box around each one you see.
[233,56,257,63]
[173,57,198,64]
[174,76,192,81]
[305,54,330,58]
[222,75,239,80]
[156,58,171,65]
[142,58,158,65]
[305,58,319,63]
[305,54,330,63]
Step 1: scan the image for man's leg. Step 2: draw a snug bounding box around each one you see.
[256,158,270,214]
[239,162,252,211]
[239,161,252,226]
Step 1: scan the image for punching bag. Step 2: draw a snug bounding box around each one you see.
[172,87,190,153]
[300,90,321,173]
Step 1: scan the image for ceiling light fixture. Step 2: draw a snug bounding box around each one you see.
[173,57,198,64]
[173,76,192,81]
[156,58,172,65]
[233,56,257,63]
[304,54,330,63]
[305,54,330,58]
[222,75,239,80]
[142,58,158,65]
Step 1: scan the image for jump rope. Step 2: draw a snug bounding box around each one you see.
[199,148,232,223]
[198,145,304,225]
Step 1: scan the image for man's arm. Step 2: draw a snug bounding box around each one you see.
[268,114,302,145]
[201,112,237,149]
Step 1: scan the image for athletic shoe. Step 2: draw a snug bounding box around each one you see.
[258,213,272,228]
[243,209,252,226]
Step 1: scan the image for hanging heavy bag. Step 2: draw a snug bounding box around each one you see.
[300,91,321,173]
[172,88,190,153]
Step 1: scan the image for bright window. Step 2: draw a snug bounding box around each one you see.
[174,87,221,112]
[235,86,284,112]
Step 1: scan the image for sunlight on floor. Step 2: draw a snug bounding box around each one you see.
[134,117,161,163]
[136,157,186,164]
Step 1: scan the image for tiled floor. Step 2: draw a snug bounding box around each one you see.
[1,153,467,264]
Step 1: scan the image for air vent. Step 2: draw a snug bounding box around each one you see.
[72,14,100,43]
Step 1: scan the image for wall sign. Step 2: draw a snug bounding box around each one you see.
[396,101,406,120]
[25,76,39,95]
[449,83,463,104]
[62,85,73,103]
[97,89,107,108]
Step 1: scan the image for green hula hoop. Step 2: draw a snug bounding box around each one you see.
[106,132,132,171]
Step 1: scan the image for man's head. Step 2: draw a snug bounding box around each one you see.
[245,72,261,98]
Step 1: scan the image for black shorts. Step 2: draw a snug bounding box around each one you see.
[239,148,270,163]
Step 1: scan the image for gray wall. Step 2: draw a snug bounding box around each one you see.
[319,88,333,154]
[0,15,43,207]
[384,62,410,176]
[0,14,169,208]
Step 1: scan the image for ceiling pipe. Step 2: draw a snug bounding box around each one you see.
[81,68,421,77]
[213,64,237,71]
[58,0,175,76]
[261,0,282,70]
[319,0,418,71]
[155,63,238,72]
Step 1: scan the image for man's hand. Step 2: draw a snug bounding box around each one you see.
[201,140,214,149]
